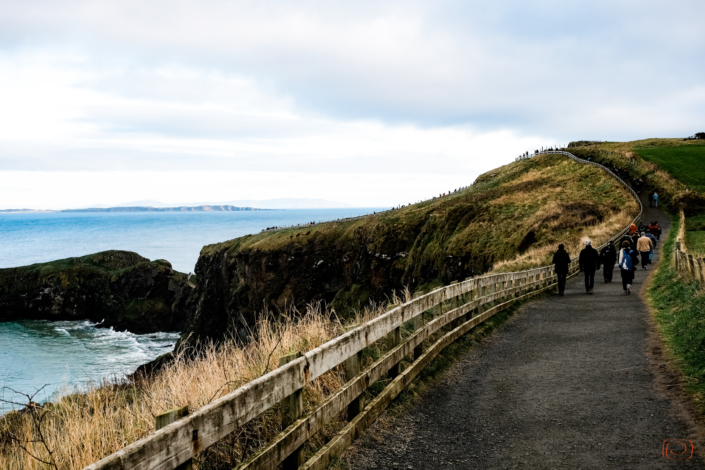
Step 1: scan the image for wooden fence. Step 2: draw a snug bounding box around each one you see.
[84,151,643,470]
[675,211,705,283]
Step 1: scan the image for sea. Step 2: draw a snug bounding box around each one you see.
[0,208,378,410]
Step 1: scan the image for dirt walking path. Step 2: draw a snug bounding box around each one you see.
[346,203,704,469]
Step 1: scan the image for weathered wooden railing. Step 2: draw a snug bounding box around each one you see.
[84,151,642,470]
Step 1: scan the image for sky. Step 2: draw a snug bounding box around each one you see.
[0,0,703,209]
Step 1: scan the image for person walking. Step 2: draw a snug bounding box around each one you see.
[619,241,634,294]
[652,221,662,241]
[631,231,641,252]
[653,192,659,207]
[629,222,638,235]
[648,191,655,207]
[636,232,653,269]
[552,244,571,296]
[630,245,640,281]
[600,240,617,283]
[645,229,657,264]
[579,240,600,294]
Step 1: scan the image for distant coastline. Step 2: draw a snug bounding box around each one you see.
[0,205,271,213]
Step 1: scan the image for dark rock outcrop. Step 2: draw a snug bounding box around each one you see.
[0,250,196,334]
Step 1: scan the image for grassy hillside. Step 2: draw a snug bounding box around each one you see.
[187,152,637,344]
[635,142,705,193]
[568,138,705,253]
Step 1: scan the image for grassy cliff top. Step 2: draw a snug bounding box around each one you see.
[201,153,637,273]
[569,138,705,199]
[0,250,176,279]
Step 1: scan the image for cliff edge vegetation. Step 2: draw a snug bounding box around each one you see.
[0,250,195,334]
[185,153,637,344]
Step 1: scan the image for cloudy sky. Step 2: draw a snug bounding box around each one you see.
[0,0,703,209]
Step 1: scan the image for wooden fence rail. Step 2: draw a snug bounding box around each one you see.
[84,151,643,470]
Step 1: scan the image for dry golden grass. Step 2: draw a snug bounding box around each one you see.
[0,299,406,470]
[493,209,635,273]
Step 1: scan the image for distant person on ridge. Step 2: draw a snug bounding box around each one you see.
[579,240,600,294]
[600,240,617,283]
[552,244,571,296]
[637,232,653,270]
[619,240,635,294]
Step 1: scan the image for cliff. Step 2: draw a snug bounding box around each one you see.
[183,153,637,344]
[0,250,196,334]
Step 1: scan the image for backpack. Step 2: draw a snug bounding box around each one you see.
[620,249,632,270]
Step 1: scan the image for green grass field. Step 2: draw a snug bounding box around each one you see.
[648,216,705,411]
[686,231,705,256]
[634,142,705,192]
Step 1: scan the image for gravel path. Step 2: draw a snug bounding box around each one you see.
[346,204,703,469]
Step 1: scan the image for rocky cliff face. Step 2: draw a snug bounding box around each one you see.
[183,153,638,345]
[0,250,196,334]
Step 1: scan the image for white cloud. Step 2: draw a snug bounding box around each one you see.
[0,0,703,208]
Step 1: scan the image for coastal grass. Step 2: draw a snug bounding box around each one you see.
[0,296,420,470]
[648,216,705,411]
[567,138,705,213]
[686,231,705,256]
[200,153,637,319]
[634,142,705,193]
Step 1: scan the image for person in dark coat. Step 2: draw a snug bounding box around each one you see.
[630,246,639,281]
[600,240,617,283]
[579,240,600,294]
[631,232,640,252]
[619,240,635,294]
[552,244,571,296]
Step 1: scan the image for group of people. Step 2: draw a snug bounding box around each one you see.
[515,146,565,161]
[552,222,661,296]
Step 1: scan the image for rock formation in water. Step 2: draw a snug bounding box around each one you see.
[0,250,196,334]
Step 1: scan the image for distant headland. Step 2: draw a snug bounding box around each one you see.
[0,197,353,213]
[0,205,269,213]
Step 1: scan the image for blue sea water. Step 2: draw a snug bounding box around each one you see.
[0,208,378,410]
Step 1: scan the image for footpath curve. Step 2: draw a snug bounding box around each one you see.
[346,202,704,468]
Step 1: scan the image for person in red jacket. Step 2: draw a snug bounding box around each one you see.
[629,223,638,235]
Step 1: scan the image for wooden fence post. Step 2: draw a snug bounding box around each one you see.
[412,312,424,360]
[155,406,192,470]
[280,351,304,470]
[689,254,696,277]
[344,326,364,421]
[387,326,402,379]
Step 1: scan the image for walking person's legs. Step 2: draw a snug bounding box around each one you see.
[641,251,649,269]
[604,265,613,282]
[557,273,566,295]
[587,270,595,294]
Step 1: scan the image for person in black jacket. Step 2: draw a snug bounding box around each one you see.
[552,244,571,296]
[600,240,617,283]
[579,240,600,294]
